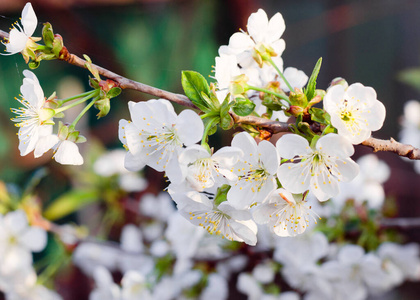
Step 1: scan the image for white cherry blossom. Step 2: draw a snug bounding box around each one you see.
[277,134,359,202]
[11,70,55,157]
[170,189,258,245]
[174,144,241,191]
[377,242,420,281]
[33,127,84,165]
[119,99,203,177]
[280,67,308,92]
[227,132,279,209]
[1,3,39,57]
[253,188,319,237]
[219,9,286,69]
[0,210,47,275]
[332,154,390,209]
[324,83,386,144]
[93,149,147,192]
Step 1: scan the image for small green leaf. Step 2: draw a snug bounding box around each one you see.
[89,76,100,89]
[83,55,100,81]
[304,57,322,101]
[42,22,54,48]
[106,87,122,99]
[201,91,218,110]
[232,97,255,116]
[309,107,331,125]
[28,61,40,69]
[52,36,64,57]
[44,189,100,221]
[214,184,231,205]
[397,68,420,93]
[219,96,234,130]
[181,71,211,112]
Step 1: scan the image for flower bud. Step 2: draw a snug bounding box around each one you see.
[329,77,348,90]
[287,105,304,116]
[99,79,118,93]
[253,43,277,67]
[229,74,248,96]
[289,88,308,108]
[94,98,111,119]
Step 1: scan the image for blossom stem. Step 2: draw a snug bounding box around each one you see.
[267,57,294,92]
[37,255,70,286]
[70,96,99,128]
[201,117,219,153]
[58,90,98,105]
[246,85,291,105]
[321,124,331,136]
[55,90,99,114]
[200,112,219,119]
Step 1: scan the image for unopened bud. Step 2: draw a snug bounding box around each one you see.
[94,98,111,118]
[99,79,118,93]
[229,74,248,96]
[289,88,307,107]
[288,105,304,116]
[329,77,348,90]
[307,94,323,107]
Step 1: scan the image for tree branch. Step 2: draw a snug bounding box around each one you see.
[362,137,420,160]
[1,29,419,159]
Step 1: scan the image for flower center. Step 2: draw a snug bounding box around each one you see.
[189,158,214,188]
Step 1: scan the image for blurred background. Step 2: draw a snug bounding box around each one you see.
[0,0,420,298]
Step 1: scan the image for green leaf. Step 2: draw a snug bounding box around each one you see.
[181,71,211,112]
[44,189,100,221]
[309,107,331,125]
[214,184,231,206]
[232,97,255,116]
[28,61,40,69]
[42,22,54,48]
[397,68,420,93]
[201,91,218,110]
[107,87,122,99]
[219,96,234,130]
[89,76,100,89]
[304,57,322,101]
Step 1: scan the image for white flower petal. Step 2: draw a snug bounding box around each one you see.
[54,140,83,165]
[277,162,310,194]
[34,133,59,158]
[175,109,204,146]
[4,210,28,235]
[21,3,38,37]
[18,226,47,252]
[258,140,279,175]
[247,9,269,42]
[276,134,311,158]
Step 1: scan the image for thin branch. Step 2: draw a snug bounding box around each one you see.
[362,137,420,160]
[1,29,419,159]
[380,217,420,229]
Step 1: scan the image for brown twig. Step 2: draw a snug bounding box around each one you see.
[1,28,419,159]
[362,137,420,160]
[380,217,420,229]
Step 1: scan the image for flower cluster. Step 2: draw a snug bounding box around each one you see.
[0,210,61,300]
[113,7,393,246]
[67,189,419,300]
[5,4,418,300]
[10,70,87,165]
